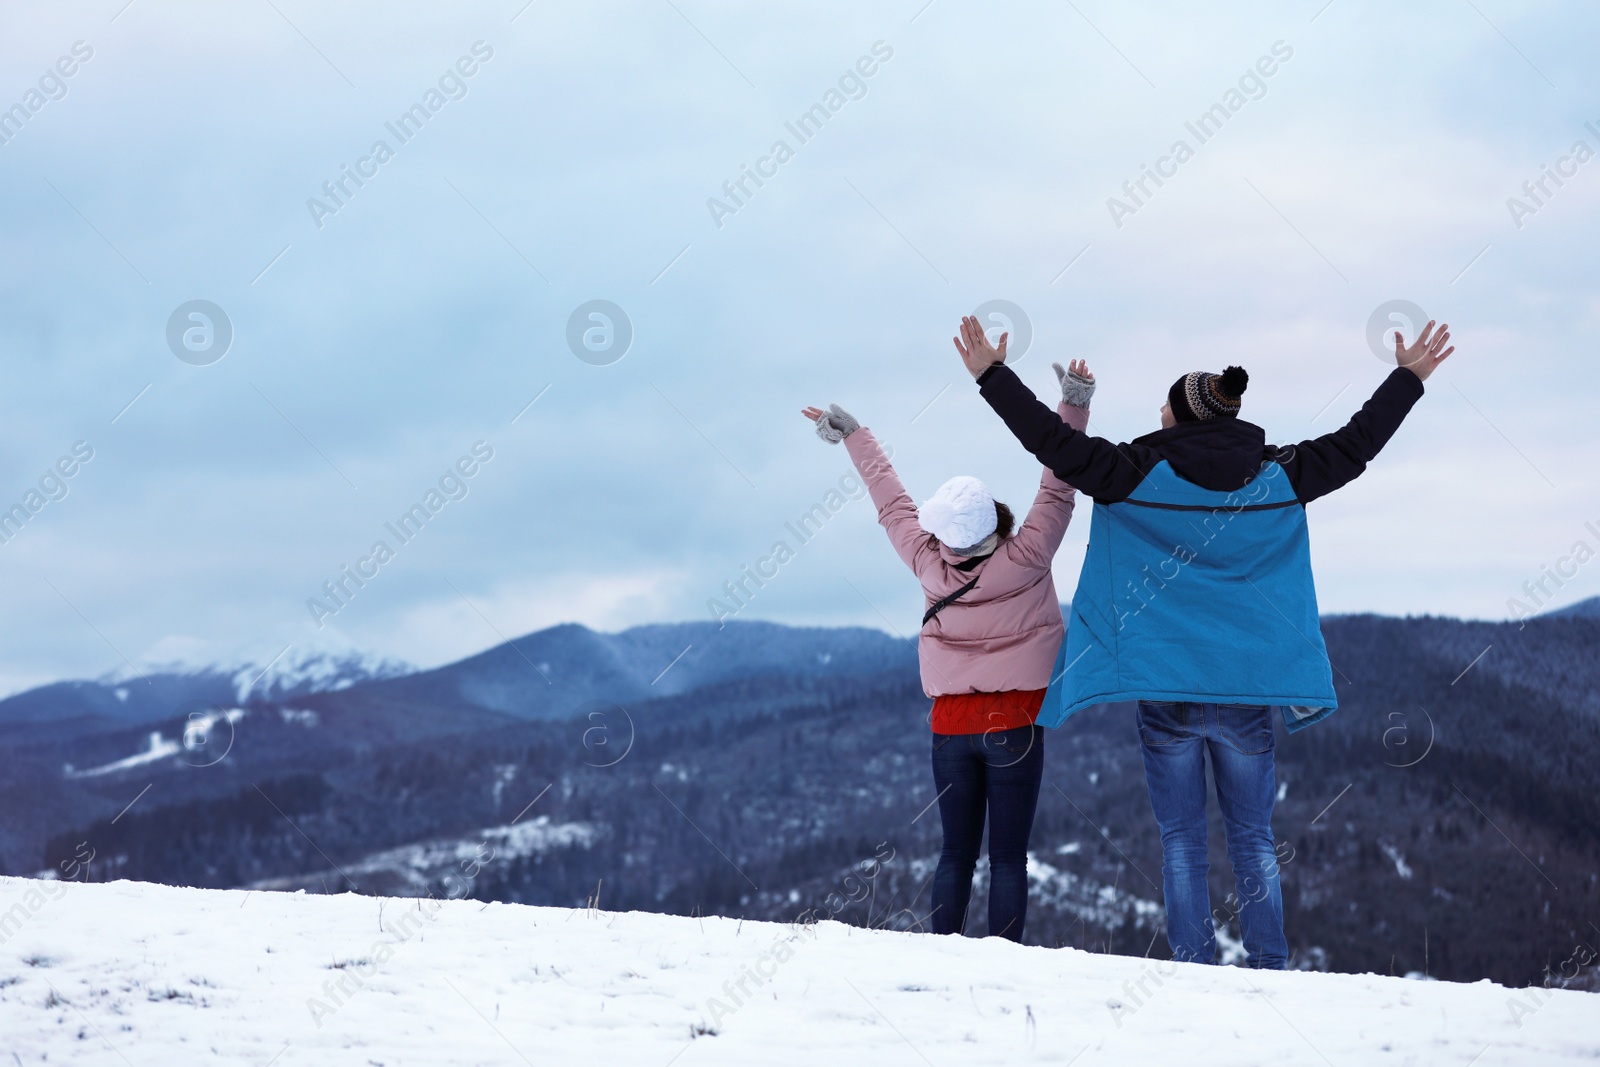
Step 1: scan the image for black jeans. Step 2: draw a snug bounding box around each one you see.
[929,725,1044,942]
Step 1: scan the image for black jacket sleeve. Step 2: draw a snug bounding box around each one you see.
[1278,367,1425,504]
[977,363,1151,503]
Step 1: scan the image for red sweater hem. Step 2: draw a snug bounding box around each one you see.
[930,689,1046,735]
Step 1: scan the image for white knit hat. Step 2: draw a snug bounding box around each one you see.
[918,476,997,550]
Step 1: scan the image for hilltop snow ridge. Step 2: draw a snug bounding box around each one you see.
[1,878,1595,1065]
[228,648,413,702]
[90,647,413,705]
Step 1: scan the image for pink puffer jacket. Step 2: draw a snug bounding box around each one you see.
[843,399,1089,697]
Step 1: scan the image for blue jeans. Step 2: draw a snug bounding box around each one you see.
[1136,701,1287,969]
[930,725,1044,942]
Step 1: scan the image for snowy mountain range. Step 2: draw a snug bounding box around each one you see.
[0,649,411,736]
[1,602,1598,994]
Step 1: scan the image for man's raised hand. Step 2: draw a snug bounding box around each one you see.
[954,315,1006,380]
[1395,320,1455,382]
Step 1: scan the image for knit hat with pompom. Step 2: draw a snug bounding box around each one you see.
[1168,366,1249,422]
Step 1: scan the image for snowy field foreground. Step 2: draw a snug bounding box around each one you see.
[2,877,1596,1065]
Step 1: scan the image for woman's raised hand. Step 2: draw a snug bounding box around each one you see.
[1054,358,1094,385]
[1053,359,1096,407]
[954,315,1006,379]
[803,404,860,444]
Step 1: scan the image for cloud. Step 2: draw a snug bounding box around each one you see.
[0,0,1595,689]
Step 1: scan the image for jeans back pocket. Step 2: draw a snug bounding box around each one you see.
[1216,703,1274,755]
[1137,700,1190,747]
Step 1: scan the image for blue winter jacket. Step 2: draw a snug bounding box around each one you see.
[976,364,1426,732]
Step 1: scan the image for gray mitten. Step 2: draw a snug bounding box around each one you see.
[1053,363,1096,408]
[813,403,860,444]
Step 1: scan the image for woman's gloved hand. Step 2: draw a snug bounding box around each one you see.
[802,403,860,444]
[1053,359,1096,408]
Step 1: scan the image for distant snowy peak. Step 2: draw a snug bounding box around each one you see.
[91,649,413,702]
[227,649,413,702]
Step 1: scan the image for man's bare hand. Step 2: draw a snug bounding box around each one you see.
[1395,320,1454,382]
[953,315,1006,380]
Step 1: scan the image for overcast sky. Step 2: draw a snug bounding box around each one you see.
[0,0,1596,695]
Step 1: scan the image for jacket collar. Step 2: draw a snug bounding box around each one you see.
[938,538,997,569]
[1130,417,1268,493]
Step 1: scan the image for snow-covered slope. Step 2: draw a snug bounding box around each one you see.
[0,650,411,736]
[2,878,1594,1065]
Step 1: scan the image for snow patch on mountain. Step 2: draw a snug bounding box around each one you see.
[1380,842,1415,880]
[1025,855,1165,934]
[63,708,247,778]
[247,816,600,898]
